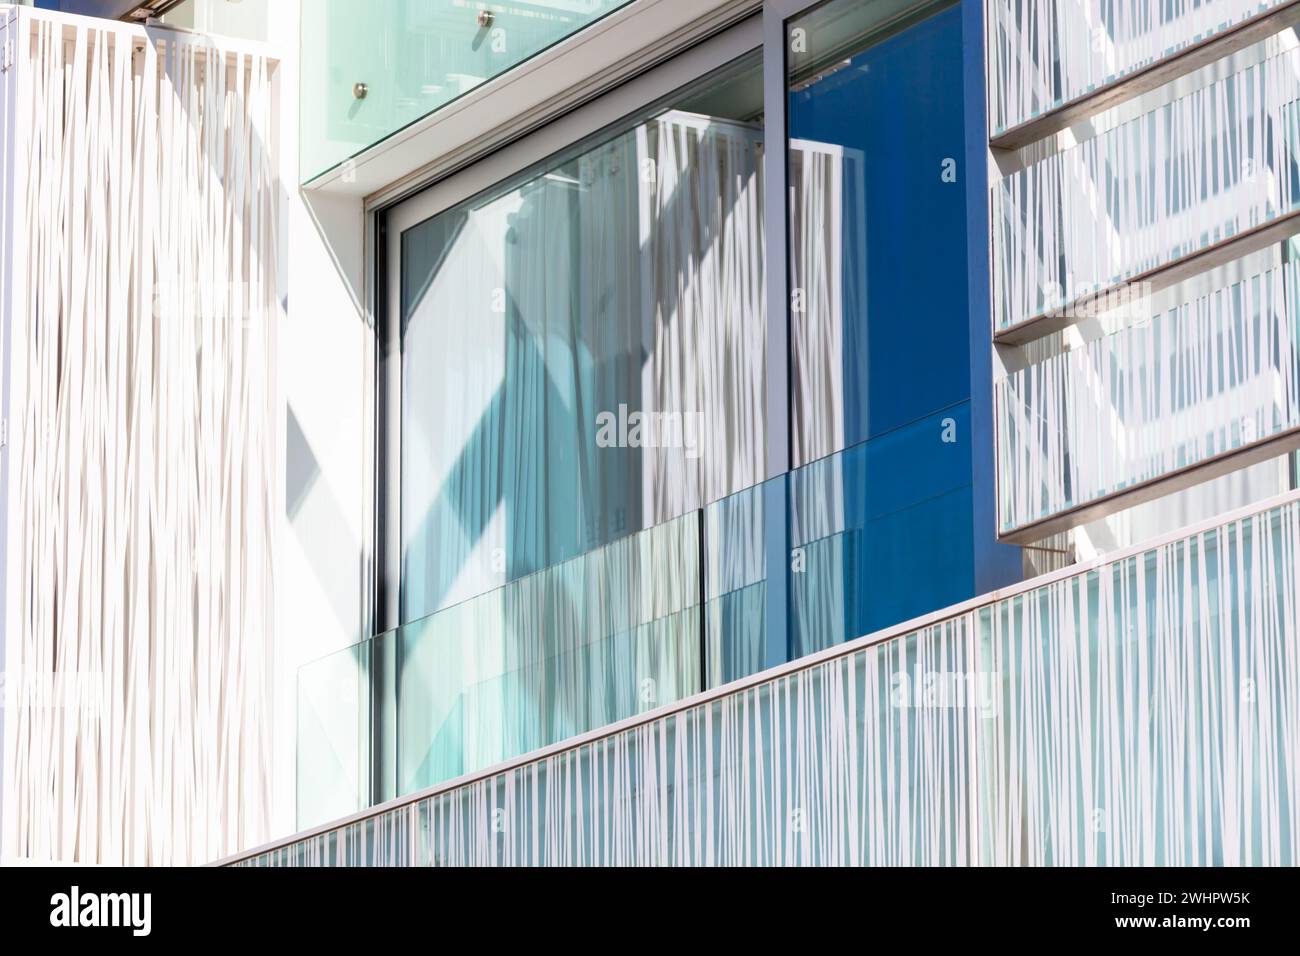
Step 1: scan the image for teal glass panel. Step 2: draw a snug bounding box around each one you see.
[300,1,634,181]
[296,630,396,829]
[704,479,767,687]
[297,508,702,827]
[396,510,701,796]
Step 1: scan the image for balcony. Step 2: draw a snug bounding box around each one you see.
[987,0,1300,144]
[226,487,1300,866]
[293,410,978,830]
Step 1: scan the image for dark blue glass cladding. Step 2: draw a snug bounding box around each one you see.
[788,2,972,445]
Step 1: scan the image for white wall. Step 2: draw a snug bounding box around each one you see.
[265,0,372,844]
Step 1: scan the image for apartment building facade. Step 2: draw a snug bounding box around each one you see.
[0,0,1297,866]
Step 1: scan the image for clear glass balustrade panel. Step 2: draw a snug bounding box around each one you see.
[296,509,702,830]
[300,0,635,181]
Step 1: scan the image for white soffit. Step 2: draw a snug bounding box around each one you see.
[307,0,761,206]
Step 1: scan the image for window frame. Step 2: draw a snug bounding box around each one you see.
[355,0,995,810]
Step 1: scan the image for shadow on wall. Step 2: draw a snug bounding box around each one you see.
[286,406,363,639]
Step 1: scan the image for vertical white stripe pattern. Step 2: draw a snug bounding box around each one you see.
[987,0,1288,134]
[997,259,1300,531]
[2,12,277,865]
[992,42,1300,332]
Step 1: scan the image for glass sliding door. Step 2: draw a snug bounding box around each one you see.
[369,50,767,809]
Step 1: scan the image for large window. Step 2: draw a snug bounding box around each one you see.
[788,0,969,462]
[294,0,997,826]
[783,0,976,644]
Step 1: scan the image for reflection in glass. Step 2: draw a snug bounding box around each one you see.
[400,53,765,623]
[705,405,977,685]
[396,512,701,795]
[993,42,1300,331]
[987,0,1287,135]
[787,0,970,464]
[275,495,1300,866]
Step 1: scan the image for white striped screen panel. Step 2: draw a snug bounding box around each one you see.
[992,42,1300,333]
[996,257,1300,533]
[987,0,1289,135]
[3,14,278,865]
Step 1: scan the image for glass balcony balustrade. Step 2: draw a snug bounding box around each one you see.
[300,0,633,181]
[255,484,1300,867]
[992,38,1300,334]
[296,408,977,830]
[997,252,1300,534]
[987,0,1294,136]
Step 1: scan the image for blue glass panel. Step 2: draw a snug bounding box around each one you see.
[705,405,977,686]
[791,404,976,657]
[788,1,971,455]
